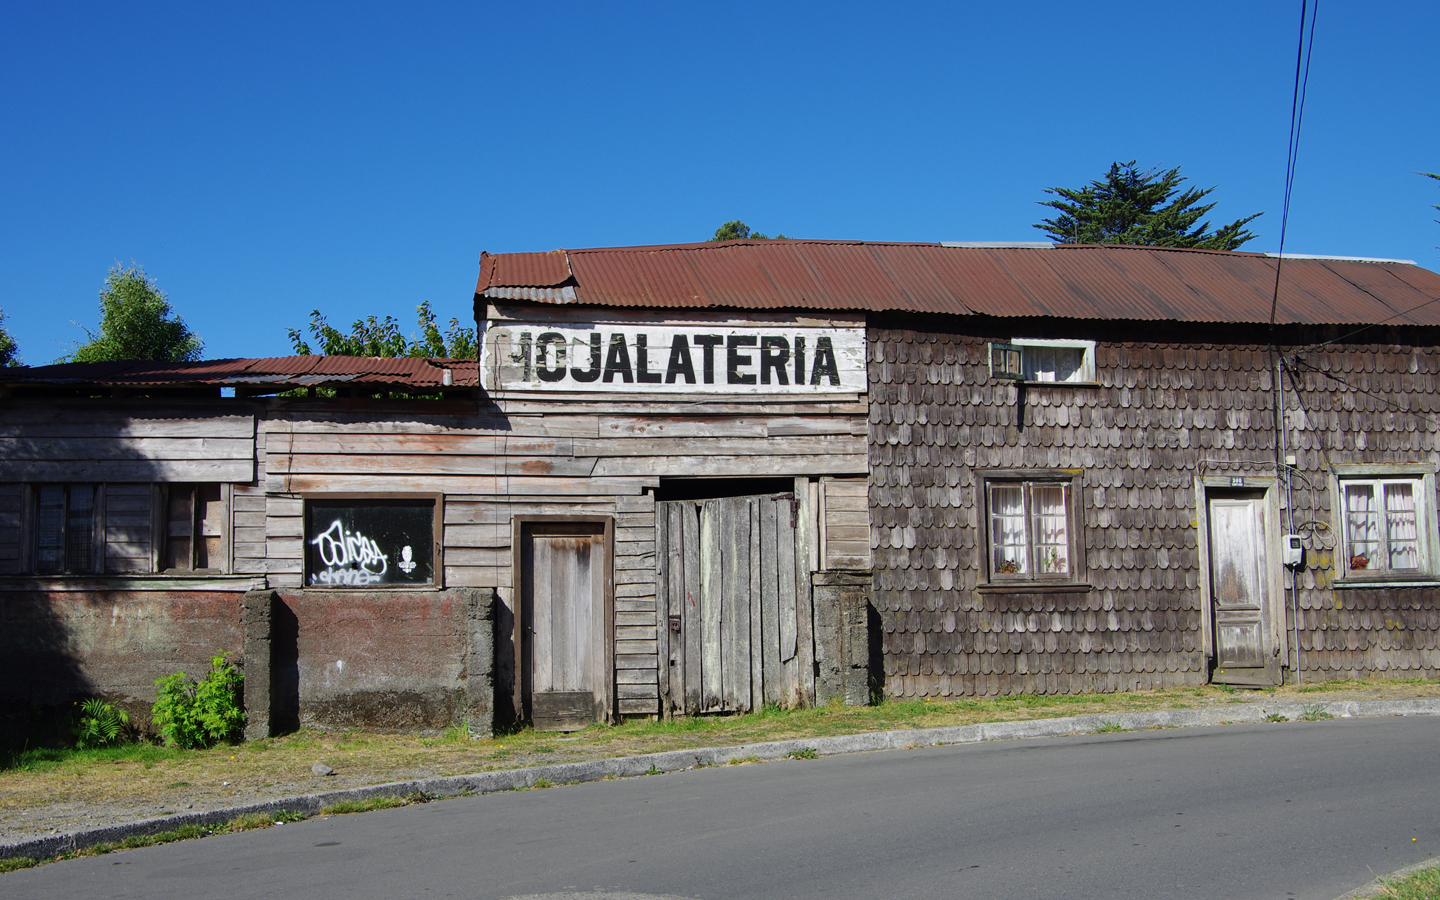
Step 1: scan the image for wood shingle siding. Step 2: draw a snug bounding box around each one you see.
[868,317,1440,697]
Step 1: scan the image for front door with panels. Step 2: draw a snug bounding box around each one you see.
[518,521,610,731]
[1206,493,1282,686]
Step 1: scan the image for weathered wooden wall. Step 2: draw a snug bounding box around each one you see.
[257,399,867,717]
[868,316,1440,698]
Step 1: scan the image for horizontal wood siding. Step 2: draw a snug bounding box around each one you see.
[103,483,154,574]
[0,483,20,575]
[0,406,255,482]
[264,399,866,717]
[821,477,871,570]
[869,318,1440,699]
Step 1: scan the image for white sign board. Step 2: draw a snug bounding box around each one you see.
[482,321,866,394]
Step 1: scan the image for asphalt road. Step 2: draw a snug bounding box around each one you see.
[5,717,1439,900]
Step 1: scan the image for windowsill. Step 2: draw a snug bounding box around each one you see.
[1332,576,1440,590]
[1020,380,1099,388]
[978,581,1093,594]
[0,575,263,593]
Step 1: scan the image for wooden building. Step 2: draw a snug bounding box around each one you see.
[5,240,1440,741]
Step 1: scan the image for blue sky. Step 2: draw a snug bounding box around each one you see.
[2,2,1437,363]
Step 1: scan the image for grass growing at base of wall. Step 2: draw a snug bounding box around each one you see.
[4,678,1437,856]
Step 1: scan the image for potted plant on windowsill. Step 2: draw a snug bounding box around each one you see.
[1349,554,1369,570]
[996,559,1021,575]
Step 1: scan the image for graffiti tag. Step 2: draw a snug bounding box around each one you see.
[309,519,389,585]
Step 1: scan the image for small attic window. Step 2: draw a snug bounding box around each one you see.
[990,339,1096,384]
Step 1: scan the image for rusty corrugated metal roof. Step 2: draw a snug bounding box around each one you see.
[2,357,480,389]
[475,240,1440,326]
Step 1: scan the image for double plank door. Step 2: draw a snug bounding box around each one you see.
[656,494,811,714]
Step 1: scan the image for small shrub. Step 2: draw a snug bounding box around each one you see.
[72,698,130,750]
[151,654,245,749]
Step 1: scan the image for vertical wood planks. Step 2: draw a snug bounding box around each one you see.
[682,501,701,715]
[749,497,764,712]
[759,498,781,706]
[699,500,722,710]
[777,496,799,704]
[654,504,671,715]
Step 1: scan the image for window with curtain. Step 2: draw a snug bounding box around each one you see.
[986,480,1074,581]
[1342,478,1427,575]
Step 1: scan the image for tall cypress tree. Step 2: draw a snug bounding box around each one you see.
[1034,161,1262,250]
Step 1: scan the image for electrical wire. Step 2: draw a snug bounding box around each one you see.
[1268,0,1319,330]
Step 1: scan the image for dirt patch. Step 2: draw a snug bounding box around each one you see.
[3,679,1438,846]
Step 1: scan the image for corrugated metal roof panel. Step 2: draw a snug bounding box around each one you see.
[3,357,480,388]
[477,240,1440,326]
[478,250,572,289]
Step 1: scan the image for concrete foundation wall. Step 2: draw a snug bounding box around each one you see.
[255,588,494,735]
[0,589,244,743]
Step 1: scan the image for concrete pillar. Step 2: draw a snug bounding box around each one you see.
[240,589,276,741]
[812,572,872,706]
[464,587,496,738]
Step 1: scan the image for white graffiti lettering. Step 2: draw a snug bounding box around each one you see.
[309,519,389,586]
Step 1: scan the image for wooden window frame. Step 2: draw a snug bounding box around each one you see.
[158,483,233,575]
[978,470,1087,590]
[1330,465,1440,586]
[1009,338,1097,385]
[27,483,104,576]
[299,492,445,590]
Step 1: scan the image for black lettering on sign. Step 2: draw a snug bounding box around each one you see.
[793,336,806,385]
[636,334,662,383]
[694,335,723,384]
[603,333,633,382]
[570,333,601,382]
[513,332,533,381]
[727,335,757,385]
[536,332,567,382]
[811,336,840,386]
[760,336,789,385]
[665,335,696,384]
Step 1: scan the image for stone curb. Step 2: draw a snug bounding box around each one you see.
[6,697,1440,863]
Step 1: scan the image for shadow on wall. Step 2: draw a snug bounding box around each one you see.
[270,597,301,735]
[494,593,517,726]
[0,591,93,750]
[867,602,885,703]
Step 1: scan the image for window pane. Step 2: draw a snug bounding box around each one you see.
[1031,484,1069,574]
[990,485,1026,574]
[66,485,95,573]
[1384,482,1420,570]
[36,485,65,574]
[1023,346,1085,383]
[1345,484,1379,570]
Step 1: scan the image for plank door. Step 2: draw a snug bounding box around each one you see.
[520,522,608,731]
[657,494,803,715]
[1207,496,1281,686]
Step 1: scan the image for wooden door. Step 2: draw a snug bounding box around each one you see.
[656,494,804,714]
[520,523,608,731]
[1207,496,1281,686]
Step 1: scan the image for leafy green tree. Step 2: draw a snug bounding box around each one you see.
[63,264,203,363]
[288,301,477,358]
[0,307,20,367]
[1034,161,1262,250]
[710,220,788,242]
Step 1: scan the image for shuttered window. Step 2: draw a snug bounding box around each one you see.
[34,484,98,575]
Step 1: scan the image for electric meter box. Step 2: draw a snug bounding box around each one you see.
[1282,534,1304,568]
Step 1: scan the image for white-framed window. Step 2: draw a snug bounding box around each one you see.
[989,339,1096,384]
[1340,477,1429,576]
[985,478,1078,582]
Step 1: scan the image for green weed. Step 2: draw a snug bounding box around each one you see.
[1094,721,1126,733]
[786,747,819,759]
[1376,864,1440,900]
[151,653,245,749]
[321,797,404,815]
[1264,712,1289,723]
[1300,704,1335,721]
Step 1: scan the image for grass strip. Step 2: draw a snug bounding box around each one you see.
[1372,864,1440,900]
